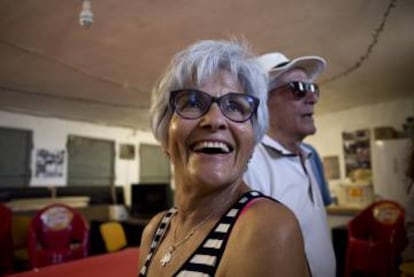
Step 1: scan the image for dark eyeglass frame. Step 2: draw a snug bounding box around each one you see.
[169,89,259,123]
[273,81,320,99]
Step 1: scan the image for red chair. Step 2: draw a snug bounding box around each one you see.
[0,203,14,275]
[345,200,407,277]
[27,203,89,268]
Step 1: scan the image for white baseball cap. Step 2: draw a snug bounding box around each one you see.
[255,52,327,82]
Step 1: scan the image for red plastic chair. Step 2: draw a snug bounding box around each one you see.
[345,200,407,277]
[27,203,89,268]
[0,203,14,275]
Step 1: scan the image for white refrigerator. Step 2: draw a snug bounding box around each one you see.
[371,138,413,207]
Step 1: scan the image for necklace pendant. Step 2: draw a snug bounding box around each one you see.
[160,249,173,267]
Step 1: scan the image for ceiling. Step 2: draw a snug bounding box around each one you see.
[0,0,413,131]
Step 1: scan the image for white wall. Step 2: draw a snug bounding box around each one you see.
[0,110,158,205]
[306,97,414,187]
[1,97,413,204]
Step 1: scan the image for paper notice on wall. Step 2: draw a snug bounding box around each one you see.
[30,149,67,186]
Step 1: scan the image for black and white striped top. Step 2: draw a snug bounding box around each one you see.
[138,190,272,277]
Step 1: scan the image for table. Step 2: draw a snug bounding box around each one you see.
[8,248,140,277]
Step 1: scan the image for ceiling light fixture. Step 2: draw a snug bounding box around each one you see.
[79,0,94,28]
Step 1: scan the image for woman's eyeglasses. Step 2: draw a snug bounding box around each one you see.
[169,89,259,122]
[273,81,320,99]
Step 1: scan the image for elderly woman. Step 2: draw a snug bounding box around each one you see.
[138,40,309,276]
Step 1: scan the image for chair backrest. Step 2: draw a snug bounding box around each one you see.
[99,222,127,252]
[0,203,14,275]
[346,200,407,276]
[28,203,89,267]
[348,200,406,248]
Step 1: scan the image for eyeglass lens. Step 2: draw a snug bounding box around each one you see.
[288,81,319,99]
[170,89,259,122]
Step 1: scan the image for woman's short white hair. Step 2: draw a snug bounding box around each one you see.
[150,39,268,147]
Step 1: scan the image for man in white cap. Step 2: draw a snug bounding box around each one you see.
[244,52,336,277]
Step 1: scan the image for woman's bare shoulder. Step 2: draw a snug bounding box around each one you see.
[241,197,301,237]
[218,197,308,276]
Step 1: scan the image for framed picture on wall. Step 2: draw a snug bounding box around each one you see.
[322,155,340,180]
[119,143,135,160]
[31,148,67,186]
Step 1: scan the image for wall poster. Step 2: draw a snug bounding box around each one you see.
[30,148,67,186]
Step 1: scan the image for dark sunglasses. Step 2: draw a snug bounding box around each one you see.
[273,81,320,99]
[169,89,259,123]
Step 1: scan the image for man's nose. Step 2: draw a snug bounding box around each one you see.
[305,90,319,104]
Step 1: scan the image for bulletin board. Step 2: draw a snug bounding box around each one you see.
[342,129,371,179]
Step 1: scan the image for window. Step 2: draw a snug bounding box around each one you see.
[0,127,32,187]
[67,135,115,186]
[139,144,170,183]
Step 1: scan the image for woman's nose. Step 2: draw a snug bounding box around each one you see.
[199,103,227,129]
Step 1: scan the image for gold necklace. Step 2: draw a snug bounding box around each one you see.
[160,210,215,267]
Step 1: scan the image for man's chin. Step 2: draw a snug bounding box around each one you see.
[301,127,316,138]
[309,127,317,135]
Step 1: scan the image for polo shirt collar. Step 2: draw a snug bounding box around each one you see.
[261,134,312,159]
